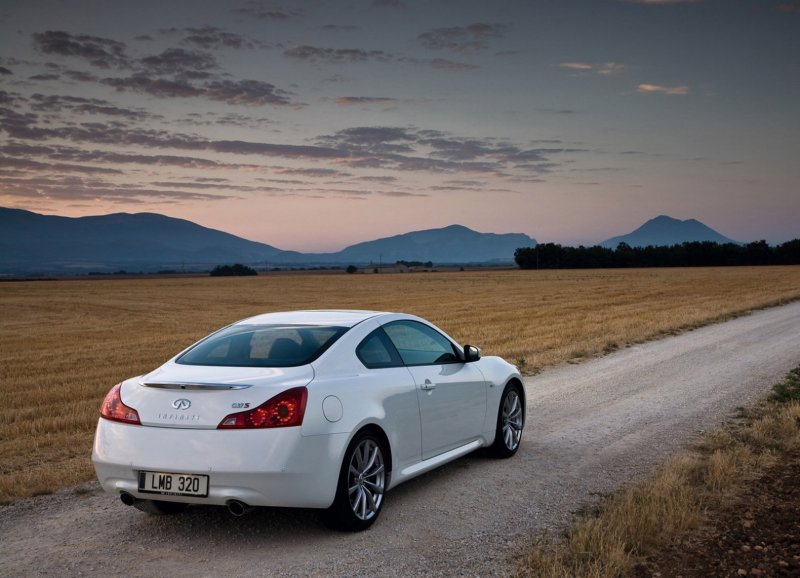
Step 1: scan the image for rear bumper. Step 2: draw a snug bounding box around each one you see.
[92,419,348,508]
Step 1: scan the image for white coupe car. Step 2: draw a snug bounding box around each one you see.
[92,310,525,530]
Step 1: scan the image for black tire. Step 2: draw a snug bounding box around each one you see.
[132,500,189,515]
[321,430,387,531]
[489,382,524,458]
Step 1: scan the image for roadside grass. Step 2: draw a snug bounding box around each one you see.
[516,366,800,578]
[1,266,800,503]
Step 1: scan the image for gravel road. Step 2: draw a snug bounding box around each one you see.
[2,301,799,578]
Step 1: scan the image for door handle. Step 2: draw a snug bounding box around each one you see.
[420,379,436,391]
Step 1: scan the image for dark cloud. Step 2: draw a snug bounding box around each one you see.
[321,24,359,31]
[101,75,203,98]
[28,94,152,120]
[0,155,123,175]
[0,175,236,203]
[203,80,294,106]
[33,30,129,69]
[775,2,800,12]
[275,167,344,177]
[335,96,399,106]
[138,48,217,77]
[233,5,303,20]
[418,23,507,53]
[400,57,478,71]
[176,26,258,49]
[283,44,475,71]
[359,175,397,182]
[0,67,13,75]
[64,69,98,82]
[28,73,60,81]
[283,45,392,63]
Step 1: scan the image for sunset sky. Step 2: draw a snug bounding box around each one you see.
[1,0,798,251]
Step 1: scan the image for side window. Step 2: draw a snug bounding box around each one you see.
[356,328,404,369]
[383,321,460,366]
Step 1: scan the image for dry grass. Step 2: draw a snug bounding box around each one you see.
[1,266,800,504]
[516,371,800,578]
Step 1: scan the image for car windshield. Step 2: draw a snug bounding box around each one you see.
[176,324,348,367]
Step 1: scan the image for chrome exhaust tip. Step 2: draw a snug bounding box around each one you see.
[226,499,252,517]
[120,492,137,506]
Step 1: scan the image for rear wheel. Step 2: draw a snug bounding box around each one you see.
[489,383,524,458]
[322,430,387,531]
[133,500,189,515]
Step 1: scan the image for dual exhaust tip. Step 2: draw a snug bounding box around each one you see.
[119,492,252,517]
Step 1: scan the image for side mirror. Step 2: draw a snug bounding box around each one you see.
[463,344,481,362]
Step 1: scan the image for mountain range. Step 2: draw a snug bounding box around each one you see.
[0,208,742,274]
[0,208,536,274]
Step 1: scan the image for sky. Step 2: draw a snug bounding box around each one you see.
[0,0,798,251]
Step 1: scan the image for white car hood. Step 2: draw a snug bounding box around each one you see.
[120,362,315,429]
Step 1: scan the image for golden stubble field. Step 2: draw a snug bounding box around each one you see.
[1,266,800,504]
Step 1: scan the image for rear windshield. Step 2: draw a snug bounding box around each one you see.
[176,324,348,367]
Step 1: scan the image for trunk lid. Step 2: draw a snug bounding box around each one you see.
[120,362,315,429]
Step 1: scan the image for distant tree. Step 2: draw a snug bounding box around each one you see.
[346,265,358,274]
[209,263,258,276]
[515,239,800,270]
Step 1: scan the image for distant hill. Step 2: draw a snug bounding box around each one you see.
[0,208,535,273]
[600,215,739,248]
[309,225,536,264]
[0,207,287,273]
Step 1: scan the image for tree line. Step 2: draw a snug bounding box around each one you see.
[514,239,800,269]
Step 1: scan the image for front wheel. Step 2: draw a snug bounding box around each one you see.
[489,383,524,458]
[321,430,387,531]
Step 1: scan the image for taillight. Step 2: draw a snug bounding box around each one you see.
[218,387,308,429]
[100,383,141,425]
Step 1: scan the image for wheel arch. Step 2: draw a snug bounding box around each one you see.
[349,422,393,482]
[505,377,526,419]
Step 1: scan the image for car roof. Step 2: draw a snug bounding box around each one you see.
[235,310,389,328]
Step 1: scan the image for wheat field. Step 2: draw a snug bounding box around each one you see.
[1,266,799,503]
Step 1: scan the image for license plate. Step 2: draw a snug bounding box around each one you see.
[138,471,209,497]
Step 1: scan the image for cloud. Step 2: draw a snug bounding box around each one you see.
[775,2,800,12]
[33,30,129,69]
[203,80,294,106]
[558,61,626,75]
[321,24,359,32]
[138,48,217,77]
[275,167,345,177]
[559,62,592,71]
[283,44,476,71]
[177,26,258,49]
[0,176,236,203]
[0,67,13,75]
[233,4,303,20]
[102,75,203,98]
[28,93,152,120]
[418,23,507,53]
[335,96,399,106]
[359,175,397,182]
[283,45,392,63]
[637,83,690,95]
[622,0,701,4]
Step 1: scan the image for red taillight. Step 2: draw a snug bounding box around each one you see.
[218,387,308,429]
[100,383,141,425]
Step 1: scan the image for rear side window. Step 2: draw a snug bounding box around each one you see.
[356,328,403,369]
[177,325,347,367]
[382,320,460,366]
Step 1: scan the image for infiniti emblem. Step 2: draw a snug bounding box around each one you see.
[172,398,191,410]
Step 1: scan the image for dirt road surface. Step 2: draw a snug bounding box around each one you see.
[2,301,799,577]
